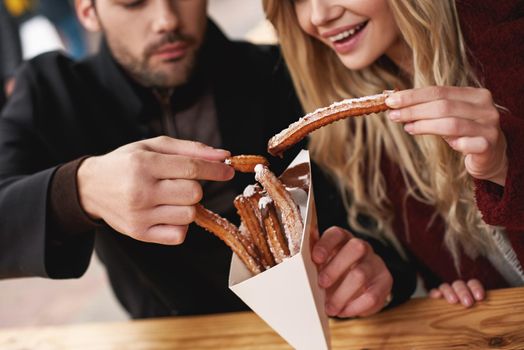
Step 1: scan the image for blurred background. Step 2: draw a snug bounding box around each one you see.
[0,0,275,328]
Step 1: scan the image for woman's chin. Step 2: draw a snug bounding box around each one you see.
[337,53,374,71]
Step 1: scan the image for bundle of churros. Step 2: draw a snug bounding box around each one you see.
[195,155,308,275]
[195,91,393,275]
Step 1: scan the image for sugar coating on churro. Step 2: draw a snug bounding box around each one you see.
[255,164,303,256]
[243,184,259,197]
[268,90,393,156]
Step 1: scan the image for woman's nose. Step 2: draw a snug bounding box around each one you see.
[310,0,344,27]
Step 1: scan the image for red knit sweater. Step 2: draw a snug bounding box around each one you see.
[386,0,524,290]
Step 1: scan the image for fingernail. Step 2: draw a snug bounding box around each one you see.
[474,291,483,300]
[325,303,336,315]
[404,123,414,134]
[386,96,400,107]
[448,295,458,303]
[463,297,472,307]
[215,148,230,155]
[225,167,235,179]
[388,110,401,121]
[313,247,327,263]
[318,273,330,288]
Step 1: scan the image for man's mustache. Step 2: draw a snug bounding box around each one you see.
[144,32,194,57]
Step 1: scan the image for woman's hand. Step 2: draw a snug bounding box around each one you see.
[312,226,393,318]
[429,279,485,308]
[386,86,508,186]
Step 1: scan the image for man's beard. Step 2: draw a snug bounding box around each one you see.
[106,31,199,89]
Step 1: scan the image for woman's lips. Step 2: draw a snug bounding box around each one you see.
[153,42,189,61]
[330,21,369,55]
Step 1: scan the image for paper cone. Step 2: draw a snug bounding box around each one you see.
[229,150,330,350]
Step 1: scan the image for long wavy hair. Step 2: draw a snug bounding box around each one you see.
[263,0,500,268]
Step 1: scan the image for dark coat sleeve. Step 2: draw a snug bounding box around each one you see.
[0,2,22,81]
[0,63,94,279]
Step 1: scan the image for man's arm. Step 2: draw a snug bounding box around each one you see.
[0,67,96,279]
[0,1,22,93]
[75,136,234,245]
[0,63,236,279]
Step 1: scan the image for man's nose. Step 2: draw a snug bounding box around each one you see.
[310,0,344,27]
[151,1,179,33]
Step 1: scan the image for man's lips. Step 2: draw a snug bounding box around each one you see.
[152,42,189,60]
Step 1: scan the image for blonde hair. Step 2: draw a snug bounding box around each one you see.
[263,0,499,268]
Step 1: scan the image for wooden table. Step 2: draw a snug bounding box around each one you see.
[1,287,523,349]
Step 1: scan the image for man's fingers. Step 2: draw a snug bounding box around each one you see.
[312,226,352,264]
[148,205,197,226]
[142,224,189,245]
[142,136,230,161]
[451,280,474,307]
[147,153,234,181]
[153,179,203,205]
[467,279,485,301]
[317,238,368,288]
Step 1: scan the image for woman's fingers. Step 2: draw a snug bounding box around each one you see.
[387,99,483,123]
[324,259,375,315]
[433,279,485,307]
[403,117,486,137]
[429,289,442,299]
[467,279,485,301]
[446,136,491,154]
[312,226,352,264]
[438,283,459,304]
[386,86,493,109]
[451,280,474,307]
[338,273,392,318]
[317,237,368,289]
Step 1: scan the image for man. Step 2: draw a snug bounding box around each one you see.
[0,0,415,318]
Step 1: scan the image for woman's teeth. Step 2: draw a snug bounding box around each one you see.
[328,22,366,43]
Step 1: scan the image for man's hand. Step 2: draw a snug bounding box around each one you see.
[77,136,234,245]
[312,226,393,318]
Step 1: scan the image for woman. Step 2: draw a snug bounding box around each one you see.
[263,0,524,311]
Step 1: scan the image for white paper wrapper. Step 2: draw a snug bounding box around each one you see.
[229,150,330,350]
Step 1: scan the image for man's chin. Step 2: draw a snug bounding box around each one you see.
[142,58,194,88]
[136,66,190,88]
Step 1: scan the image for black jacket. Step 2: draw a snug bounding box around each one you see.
[0,1,22,108]
[0,23,415,317]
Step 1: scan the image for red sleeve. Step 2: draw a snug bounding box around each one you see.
[457,0,524,230]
